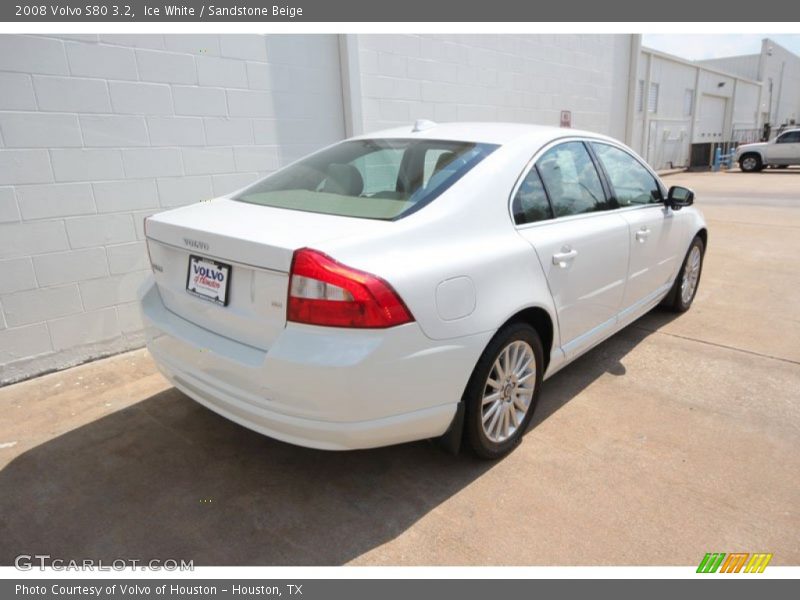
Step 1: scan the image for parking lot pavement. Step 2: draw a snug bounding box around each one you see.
[0,170,798,566]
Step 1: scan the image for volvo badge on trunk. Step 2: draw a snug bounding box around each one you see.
[183,238,209,251]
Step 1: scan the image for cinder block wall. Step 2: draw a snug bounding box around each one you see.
[356,34,632,141]
[0,34,345,384]
[1,33,638,385]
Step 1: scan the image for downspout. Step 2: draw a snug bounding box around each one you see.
[688,64,701,167]
[338,34,364,137]
[624,34,642,148]
[642,50,654,164]
[775,60,786,126]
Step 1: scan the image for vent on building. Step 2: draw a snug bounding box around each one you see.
[636,80,644,113]
[684,89,694,117]
[648,82,659,113]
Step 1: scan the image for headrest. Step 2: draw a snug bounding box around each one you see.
[434,151,457,173]
[322,163,364,196]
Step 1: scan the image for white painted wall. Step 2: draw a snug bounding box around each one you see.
[0,33,640,384]
[732,80,761,132]
[698,54,760,81]
[3,33,773,384]
[355,34,633,141]
[698,39,800,131]
[759,38,800,129]
[634,52,697,168]
[0,34,345,384]
[632,48,764,169]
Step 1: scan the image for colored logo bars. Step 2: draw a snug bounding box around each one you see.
[697,553,773,573]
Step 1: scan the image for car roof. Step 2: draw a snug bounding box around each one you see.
[351,121,618,146]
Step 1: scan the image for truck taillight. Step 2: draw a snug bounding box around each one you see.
[287,248,413,328]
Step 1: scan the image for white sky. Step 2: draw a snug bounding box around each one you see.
[642,34,800,61]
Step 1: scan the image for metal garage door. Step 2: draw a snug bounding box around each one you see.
[694,95,727,143]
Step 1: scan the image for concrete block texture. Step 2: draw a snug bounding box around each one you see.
[0,73,37,111]
[135,49,197,85]
[65,42,138,81]
[1,33,636,384]
[0,113,83,148]
[147,117,205,147]
[48,307,121,351]
[2,284,83,327]
[33,248,109,287]
[0,258,37,294]
[79,115,149,147]
[357,34,631,138]
[33,76,112,113]
[16,183,95,220]
[0,33,346,383]
[0,187,20,223]
[65,214,136,249]
[0,35,68,75]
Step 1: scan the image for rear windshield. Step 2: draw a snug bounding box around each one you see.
[233,138,498,220]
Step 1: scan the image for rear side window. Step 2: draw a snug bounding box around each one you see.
[777,131,800,143]
[234,138,498,220]
[536,142,609,217]
[591,143,662,206]
[422,148,457,187]
[512,167,552,225]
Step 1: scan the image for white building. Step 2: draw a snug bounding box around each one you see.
[630,45,764,170]
[699,38,800,133]
[0,33,778,383]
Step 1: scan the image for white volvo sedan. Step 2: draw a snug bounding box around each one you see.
[140,121,707,459]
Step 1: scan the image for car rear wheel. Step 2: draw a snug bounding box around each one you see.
[463,322,543,459]
[662,236,705,313]
[739,154,763,172]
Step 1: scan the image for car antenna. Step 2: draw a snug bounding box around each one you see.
[412,119,437,132]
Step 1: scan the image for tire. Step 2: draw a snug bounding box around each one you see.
[662,236,705,313]
[739,154,763,172]
[463,322,544,459]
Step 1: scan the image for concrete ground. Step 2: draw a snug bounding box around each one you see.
[1,170,798,566]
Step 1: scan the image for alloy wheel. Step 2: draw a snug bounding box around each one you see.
[480,340,536,443]
[681,245,702,305]
[741,156,758,171]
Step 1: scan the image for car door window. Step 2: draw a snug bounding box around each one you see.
[591,143,662,206]
[536,142,609,217]
[776,131,800,143]
[512,166,552,225]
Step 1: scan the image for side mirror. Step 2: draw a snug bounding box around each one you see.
[666,186,694,210]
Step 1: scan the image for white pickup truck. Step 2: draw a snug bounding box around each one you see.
[736,129,800,171]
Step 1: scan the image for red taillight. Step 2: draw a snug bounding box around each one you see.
[287,248,414,328]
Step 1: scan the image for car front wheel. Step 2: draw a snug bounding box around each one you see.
[663,236,705,313]
[463,322,543,459]
[739,154,763,172]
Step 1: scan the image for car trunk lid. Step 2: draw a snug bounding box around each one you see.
[145,198,390,350]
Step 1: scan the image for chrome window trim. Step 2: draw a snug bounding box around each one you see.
[508,136,668,230]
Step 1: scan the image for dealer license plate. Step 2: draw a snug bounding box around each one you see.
[186,255,231,306]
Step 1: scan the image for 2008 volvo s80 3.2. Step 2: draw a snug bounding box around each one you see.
[140,121,707,459]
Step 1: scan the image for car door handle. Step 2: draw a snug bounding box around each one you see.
[552,249,578,267]
[635,227,651,242]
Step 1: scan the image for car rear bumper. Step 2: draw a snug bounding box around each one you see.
[139,276,490,450]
